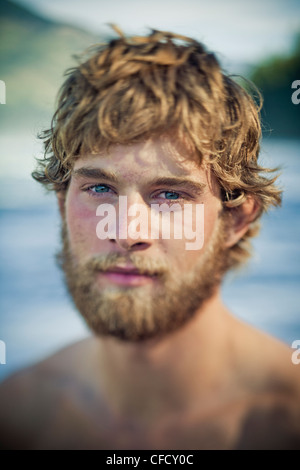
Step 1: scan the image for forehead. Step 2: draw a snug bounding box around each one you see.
[73,136,209,182]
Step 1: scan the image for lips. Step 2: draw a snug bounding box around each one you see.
[105,265,143,275]
[99,264,156,286]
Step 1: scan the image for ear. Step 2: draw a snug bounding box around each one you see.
[56,191,66,219]
[224,196,261,248]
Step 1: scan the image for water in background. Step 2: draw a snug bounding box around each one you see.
[0,137,299,381]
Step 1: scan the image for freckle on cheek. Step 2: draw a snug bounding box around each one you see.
[67,203,98,244]
[70,201,94,219]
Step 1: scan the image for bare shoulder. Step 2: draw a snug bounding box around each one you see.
[231,316,300,392]
[230,318,300,449]
[0,337,95,449]
[233,392,300,449]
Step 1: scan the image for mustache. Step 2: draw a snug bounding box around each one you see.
[58,222,169,278]
[77,253,169,277]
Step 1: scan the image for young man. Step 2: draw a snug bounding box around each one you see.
[0,28,299,450]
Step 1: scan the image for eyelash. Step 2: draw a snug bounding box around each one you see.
[155,191,190,202]
[83,184,193,202]
[83,184,115,197]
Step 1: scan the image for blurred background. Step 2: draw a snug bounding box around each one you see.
[0,0,299,381]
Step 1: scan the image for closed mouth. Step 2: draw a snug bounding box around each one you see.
[104,265,157,277]
[98,265,158,286]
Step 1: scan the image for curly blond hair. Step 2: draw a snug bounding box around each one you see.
[32,27,281,269]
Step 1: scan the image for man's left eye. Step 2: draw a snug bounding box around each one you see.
[90,184,111,193]
[160,191,180,200]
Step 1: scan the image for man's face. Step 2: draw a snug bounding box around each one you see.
[59,135,229,341]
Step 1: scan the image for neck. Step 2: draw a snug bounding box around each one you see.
[93,292,235,423]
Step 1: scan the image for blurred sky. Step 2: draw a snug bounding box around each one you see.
[14,0,300,63]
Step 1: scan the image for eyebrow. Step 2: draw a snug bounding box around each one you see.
[73,167,119,183]
[73,167,206,194]
[151,177,206,195]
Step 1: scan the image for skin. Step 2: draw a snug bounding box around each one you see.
[0,136,299,450]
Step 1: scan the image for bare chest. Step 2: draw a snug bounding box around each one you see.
[17,387,300,450]
[28,398,238,450]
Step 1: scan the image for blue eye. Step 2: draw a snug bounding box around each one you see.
[91,184,110,193]
[164,191,180,200]
[84,183,116,199]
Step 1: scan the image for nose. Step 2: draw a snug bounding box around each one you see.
[110,194,153,252]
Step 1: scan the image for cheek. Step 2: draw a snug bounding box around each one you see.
[65,190,100,254]
[203,202,221,244]
[161,200,221,270]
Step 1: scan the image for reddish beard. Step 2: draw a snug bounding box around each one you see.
[57,218,229,342]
